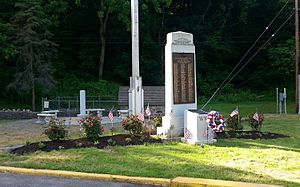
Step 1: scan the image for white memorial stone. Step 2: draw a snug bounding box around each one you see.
[184,110,215,144]
[157,31,197,137]
[79,90,86,117]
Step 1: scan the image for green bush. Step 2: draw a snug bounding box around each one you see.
[226,115,243,130]
[122,115,143,135]
[43,117,68,141]
[51,76,119,97]
[78,115,104,141]
[248,113,264,131]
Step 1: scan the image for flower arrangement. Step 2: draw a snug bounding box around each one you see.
[122,115,143,135]
[153,116,162,128]
[207,111,226,132]
[78,115,104,141]
[248,113,264,131]
[43,117,68,141]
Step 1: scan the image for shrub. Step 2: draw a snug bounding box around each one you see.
[43,117,68,141]
[78,115,104,141]
[248,113,264,131]
[226,115,243,130]
[122,115,143,135]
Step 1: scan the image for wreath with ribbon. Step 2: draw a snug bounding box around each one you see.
[206,111,226,132]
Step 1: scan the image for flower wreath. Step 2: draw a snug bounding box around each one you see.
[206,111,226,132]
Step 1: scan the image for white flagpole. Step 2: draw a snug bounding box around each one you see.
[237,106,240,126]
[148,113,151,136]
[110,107,114,135]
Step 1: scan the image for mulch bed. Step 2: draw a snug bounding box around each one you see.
[10,131,289,155]
[215,130,289,139]
[10,134,162,155]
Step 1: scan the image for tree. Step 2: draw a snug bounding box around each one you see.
[9,1,57,111]
[76,0,172,81]
[76,0,130,80]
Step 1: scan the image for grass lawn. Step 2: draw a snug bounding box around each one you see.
[0,104,299,186]
[201,101,296,116]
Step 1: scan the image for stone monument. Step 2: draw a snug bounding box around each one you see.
[157,31,197,137]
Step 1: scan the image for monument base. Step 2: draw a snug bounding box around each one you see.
[128,76,144,115]
[157,116,184,137]
[184,109,216,144]
[181,137,217,145]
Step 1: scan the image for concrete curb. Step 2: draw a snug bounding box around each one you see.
[0,166,282,187]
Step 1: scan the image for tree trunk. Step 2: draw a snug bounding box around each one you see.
[159,8,165,83]
[29,45,35,111]
[98,34,106,80]
[98,0,109,80]
[31,79,36,112]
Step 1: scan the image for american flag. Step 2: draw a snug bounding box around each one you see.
[184,128,193,139]
[230,107,239,117]
[145,105,151,116]
[108,110,114,122]
[169,110,173,120]
[253,112,259,121]
[138,112,144,122]
[203,130,215,138]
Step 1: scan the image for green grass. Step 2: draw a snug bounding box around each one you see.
[0,109,299,186]
[201,101,296,116]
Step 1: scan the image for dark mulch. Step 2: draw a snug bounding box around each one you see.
[10,131,289,155]
[10,134,162,155]
[215,130,289,139]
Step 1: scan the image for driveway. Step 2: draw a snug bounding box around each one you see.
[0,173,156,187]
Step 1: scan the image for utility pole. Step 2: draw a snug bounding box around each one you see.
[295,0,299,114]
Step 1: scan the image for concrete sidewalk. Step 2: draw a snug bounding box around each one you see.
[0,166,283,187]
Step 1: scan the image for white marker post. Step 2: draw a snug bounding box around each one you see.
[79,90,86,117]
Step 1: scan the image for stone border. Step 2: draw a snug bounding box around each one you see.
[0,111,37,119]
[0,166,282,187]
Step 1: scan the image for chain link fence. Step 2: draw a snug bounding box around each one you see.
[42,96,119,116]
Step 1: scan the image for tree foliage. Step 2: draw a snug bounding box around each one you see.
[0,0,297,108]
[8,0,65,111]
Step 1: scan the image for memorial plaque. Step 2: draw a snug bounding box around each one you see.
[173,53,195,104]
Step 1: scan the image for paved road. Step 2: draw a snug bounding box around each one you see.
[0,173,156,187]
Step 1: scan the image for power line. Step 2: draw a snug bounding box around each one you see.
[201,8,294,110]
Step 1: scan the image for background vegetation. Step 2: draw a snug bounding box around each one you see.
[0,0,297,110]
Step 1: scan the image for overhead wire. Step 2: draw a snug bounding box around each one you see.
[201,0,292,110]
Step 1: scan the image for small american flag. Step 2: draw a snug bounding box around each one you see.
[203,130,215,138]
[108,110,114,122]
[184,128,193,139]
[169,110,173,120]
[230,107,239,117]
[138,112,144,122]
[253,112,259,121]
[145,105,151,116]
